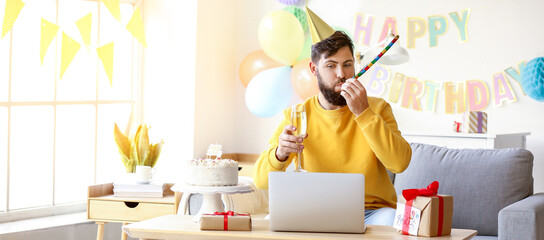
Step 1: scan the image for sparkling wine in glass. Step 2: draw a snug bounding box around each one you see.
[291,105,307,172]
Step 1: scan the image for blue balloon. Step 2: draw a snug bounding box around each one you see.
[521,57,544,101]
[245,66,293,117]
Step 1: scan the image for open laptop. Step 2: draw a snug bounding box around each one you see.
[268,171,366,233]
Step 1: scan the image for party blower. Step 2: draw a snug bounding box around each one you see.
[305,6,406,80]
[354,34,400,80]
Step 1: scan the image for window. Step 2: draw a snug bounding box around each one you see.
[0,0,141,222]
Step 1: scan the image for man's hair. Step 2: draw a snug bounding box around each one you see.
[311,31,354,64]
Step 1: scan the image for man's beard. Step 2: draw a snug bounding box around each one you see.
[317,71,347,106]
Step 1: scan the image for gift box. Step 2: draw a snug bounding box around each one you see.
[393,181,453,237]
[463,111,487,133]
[200,211,251,231]
[453,121,462,133]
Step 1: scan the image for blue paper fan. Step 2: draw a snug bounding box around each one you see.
[521,57,544,101]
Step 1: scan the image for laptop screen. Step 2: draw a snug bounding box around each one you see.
[268,171,366,233]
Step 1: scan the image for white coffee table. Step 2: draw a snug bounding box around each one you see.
[123,214,478,240]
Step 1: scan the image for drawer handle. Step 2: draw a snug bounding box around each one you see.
[124,202,139,208]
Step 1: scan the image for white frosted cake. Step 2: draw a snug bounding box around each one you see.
[187,158,239,186]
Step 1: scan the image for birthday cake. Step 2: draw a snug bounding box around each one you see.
[186,144,239,186]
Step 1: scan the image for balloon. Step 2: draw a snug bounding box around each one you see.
[297,36,312,62]
[291,58,319,100]
[258,10,304,66]
[521,57,544,101]
[245,66,293,117]
[283,6,308,33]
[239,49,283,87]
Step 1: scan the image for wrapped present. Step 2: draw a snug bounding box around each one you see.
[463,111,487,133]
[200,211,251,231]
[453,121,462,133]
[393,181,453,237]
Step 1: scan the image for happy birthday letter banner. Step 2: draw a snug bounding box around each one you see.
[363,62,525,114]
[353,8,470,48]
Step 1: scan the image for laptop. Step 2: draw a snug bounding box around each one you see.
[268,171,366,233]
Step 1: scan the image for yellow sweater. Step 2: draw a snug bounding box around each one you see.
[253,96,412,209]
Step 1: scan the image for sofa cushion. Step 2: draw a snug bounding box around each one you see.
[393,143,533,236]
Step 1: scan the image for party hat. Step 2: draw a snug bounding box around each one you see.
[305,6,335,45]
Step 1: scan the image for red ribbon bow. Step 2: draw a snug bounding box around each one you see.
[400,181,444,236]
[204,211,249,230]
[212,211,235,216]
[402,181,439,201]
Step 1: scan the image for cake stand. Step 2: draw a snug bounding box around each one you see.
[171,183,253,222]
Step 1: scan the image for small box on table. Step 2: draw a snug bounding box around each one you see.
[200,211,251,231]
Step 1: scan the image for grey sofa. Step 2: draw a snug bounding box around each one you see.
[393,143,544,240]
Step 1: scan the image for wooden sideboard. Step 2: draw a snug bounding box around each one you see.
[87,183,181,240]
[402,132,530,149]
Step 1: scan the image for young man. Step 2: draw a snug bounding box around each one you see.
[252,8,412,226]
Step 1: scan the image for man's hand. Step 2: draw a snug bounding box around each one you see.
[276,125,308,161]
[340,78,369,116]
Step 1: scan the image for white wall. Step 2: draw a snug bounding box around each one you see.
[191,0,544,192]
[142,0,197,183]
[193,0,285,157]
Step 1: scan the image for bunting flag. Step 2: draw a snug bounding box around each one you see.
[76,12,92,47]
[126,6,146,47]
[40,18,59,65]
[2,0,25,38]
[60,32,81,80]
[102,0,121,22]
[97,42,114,86]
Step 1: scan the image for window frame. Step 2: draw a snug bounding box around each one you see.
[0,0,143,223]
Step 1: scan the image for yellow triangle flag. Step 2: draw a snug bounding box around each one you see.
[40,18,59,65]
[76,12,92,47]
[305,7,336,45]
[60,32,81,80]
[2,0,25,38]
[97,42,114,86]
[126,6,146,47]
[102,0,121,22]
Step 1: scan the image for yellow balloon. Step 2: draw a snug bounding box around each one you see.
[258,10,304,66]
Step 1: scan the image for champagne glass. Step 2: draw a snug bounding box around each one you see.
[291,105,307,172]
